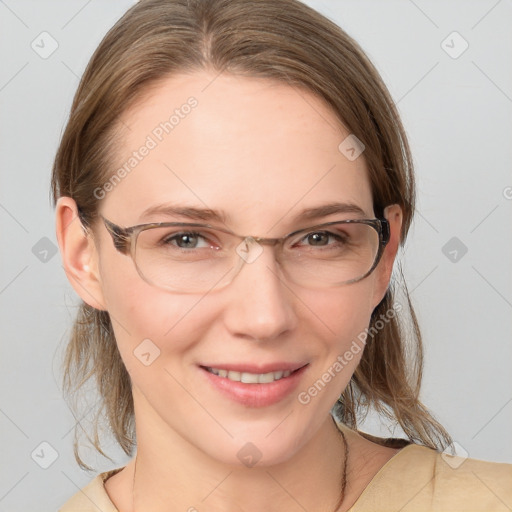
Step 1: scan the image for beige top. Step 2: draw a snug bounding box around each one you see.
[59,443,512,511]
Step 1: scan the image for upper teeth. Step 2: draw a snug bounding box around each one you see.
[206,367,292,383]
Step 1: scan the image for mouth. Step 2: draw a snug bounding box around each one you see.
[200,365,307,384]
[198,362,309,407]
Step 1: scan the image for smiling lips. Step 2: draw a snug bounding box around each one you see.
[200,362,308,384]
[199,362,309,407]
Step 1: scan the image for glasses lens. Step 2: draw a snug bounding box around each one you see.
[134,225,236,292]
[283,222,381,288]
[133,222,381,292]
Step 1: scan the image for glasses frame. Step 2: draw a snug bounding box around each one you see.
[100,215,391,291]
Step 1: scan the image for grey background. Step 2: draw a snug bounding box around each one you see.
[1,0,511,510]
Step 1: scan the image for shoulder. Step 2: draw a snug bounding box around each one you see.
[58,468,122,512]
[351,443,512,512]
[429,448,512,510]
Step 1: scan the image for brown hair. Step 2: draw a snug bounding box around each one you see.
[52,0,452,470]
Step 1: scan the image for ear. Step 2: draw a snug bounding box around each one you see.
[55,197,107,311]
[371,203,403,308]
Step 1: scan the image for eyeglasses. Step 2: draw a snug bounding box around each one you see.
[100,215,390,293]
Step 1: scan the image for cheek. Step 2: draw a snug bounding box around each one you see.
[98,253,217,373]
[301,278,376,348]
[295,282,376,402]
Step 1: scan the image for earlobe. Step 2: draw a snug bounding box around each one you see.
[55,197,107,311]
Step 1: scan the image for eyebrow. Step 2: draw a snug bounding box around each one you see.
[139,201,368,224]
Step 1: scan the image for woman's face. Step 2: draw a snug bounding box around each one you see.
[78,71,401,466]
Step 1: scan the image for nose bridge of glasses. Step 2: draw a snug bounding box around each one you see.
[234,235,281,265]
[252,235,282,247]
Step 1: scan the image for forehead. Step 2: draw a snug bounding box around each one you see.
[104,71,373,233]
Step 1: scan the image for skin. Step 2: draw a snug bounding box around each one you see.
[56,70,403,512]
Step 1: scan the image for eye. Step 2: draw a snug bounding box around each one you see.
[162,231,213,249]
[297,230,348,248]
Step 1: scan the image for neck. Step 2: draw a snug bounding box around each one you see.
[130,391,349,512]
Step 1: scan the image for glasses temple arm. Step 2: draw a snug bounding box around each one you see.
[102,217,132,254]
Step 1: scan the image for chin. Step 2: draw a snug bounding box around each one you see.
[199,420,315,469]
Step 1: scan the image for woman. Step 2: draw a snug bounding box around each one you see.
[54,0,511,510]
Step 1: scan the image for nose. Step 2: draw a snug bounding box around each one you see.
[221,243,297,341]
